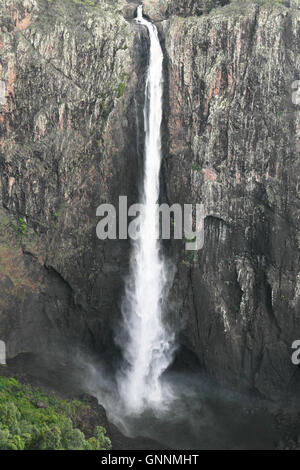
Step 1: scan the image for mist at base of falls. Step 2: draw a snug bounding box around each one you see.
[8,350,281,450]
[83,356,279,450]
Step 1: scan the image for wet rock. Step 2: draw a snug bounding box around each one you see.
[123,2,138,19]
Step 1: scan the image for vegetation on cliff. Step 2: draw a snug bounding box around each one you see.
[0,376,111,450]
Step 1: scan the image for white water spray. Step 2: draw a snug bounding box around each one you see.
[119,6,174,413]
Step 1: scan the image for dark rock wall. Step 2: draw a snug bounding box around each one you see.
[143,0,229,20]
[161,0,300,399]
[0,0,148,359]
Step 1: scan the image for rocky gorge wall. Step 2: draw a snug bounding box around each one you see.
[0,0,148,360]
[0,0,299,402]
[154,0,300,399]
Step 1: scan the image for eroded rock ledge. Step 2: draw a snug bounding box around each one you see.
[143,0,230,20]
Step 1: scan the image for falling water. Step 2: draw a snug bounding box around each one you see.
[119,6,174,413]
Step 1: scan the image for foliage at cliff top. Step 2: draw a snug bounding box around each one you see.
[47,0,123,11]
[0,376,111,450]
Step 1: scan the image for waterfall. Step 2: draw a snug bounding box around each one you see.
[118,6,174,413]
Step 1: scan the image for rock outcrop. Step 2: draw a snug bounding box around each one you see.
[123,1,139,19]
[161,0,300,399]
[143,0,229,20]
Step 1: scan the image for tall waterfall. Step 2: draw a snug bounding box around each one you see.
[119,6,174,413]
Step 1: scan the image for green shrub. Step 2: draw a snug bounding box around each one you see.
[96,426,112,450]
[17,218,27,234]
[0,376,111,450]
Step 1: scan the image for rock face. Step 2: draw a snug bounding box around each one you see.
[0,0,299,402]
[123,1,139,19]
[162,0,300,399]
[0,0,148,359]
[143,0,229,20]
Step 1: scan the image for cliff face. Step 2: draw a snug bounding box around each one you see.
[0,0,299,401]
[0,0,148,359]
[143,0,229,20]
[158,0,300,398]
